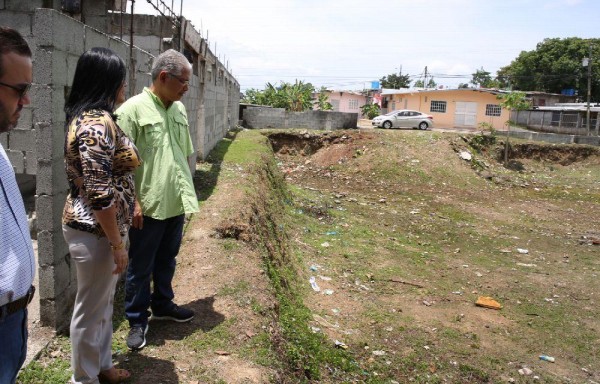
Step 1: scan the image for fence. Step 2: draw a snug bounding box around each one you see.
[512,109,600,136]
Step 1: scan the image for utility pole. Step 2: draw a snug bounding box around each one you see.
[423,66,428,89]
[585,43,593,135]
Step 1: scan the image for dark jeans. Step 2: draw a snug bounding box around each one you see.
[124,214,185,328]
[0,308,27,384]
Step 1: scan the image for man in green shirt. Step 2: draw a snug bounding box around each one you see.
[116,49,199,351]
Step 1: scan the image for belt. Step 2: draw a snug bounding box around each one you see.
[0,286,35,316]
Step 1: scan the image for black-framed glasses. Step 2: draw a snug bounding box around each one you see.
[0,81,31,100]
[168,73,189,86]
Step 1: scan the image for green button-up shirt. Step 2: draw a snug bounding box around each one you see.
[116,87,199,220]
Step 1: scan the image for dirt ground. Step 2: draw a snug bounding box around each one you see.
[22,128,600,383]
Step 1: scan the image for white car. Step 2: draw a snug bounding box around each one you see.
[372,110,434,130]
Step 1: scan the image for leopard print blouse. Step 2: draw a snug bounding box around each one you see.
[62,110,141,237]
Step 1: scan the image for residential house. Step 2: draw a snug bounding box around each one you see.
[316,90,369,116]
[381,88,576,129]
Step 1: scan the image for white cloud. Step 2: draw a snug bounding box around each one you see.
[130,0,598,91]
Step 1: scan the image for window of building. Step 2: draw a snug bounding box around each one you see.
[348,99,359,110]
[331,99,340,111]
[485,104,501,116]
[430,100,446,113]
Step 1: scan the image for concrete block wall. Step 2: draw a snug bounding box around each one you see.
[31,8,154,331]
[0,7,36,175]
[243,107,358,130]
[196,60,238,159]
[513,110,599,136]
[1,4,239,330]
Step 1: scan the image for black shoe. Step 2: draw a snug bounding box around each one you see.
[151,304,194,323]
[126,324,148,350]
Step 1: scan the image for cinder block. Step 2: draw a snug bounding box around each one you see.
[38,264,55,296]
[66,53,79,87]
[14,107,33,130]
[25,149,37,175]
[84,26,110,51]
[37,224,68,262]
[134,48,153,75]
[33,8,55,47]
[36,194,59,234]
[5,0,42,11]
[0,132,7,147]
[33,47,52,85]
[8,128,35,153]
[108,37,129,62]
[56,16,85,54]
[83,0,107,17]
[51,87,67,126]
[36,158,67,197]
[53,284,75,333]
[51,49,69,87]
[0,11,32,37]
[35,121,55,160]
[32,84,52,124]
[39,298,57,328]
[37,259,70,298]
[6,149,24,173]
[574,136,600,146]
[84,15,108,32]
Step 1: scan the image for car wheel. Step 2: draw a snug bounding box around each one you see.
[418,122,428,130]
[383,121,392,129]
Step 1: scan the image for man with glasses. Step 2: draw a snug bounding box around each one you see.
[116,49,199,351]
[0,27,36,384]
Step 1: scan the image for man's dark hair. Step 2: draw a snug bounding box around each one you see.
[0,27,32,78]
[65,47,126,124]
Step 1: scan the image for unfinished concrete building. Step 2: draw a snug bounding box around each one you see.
[0,0,240,331]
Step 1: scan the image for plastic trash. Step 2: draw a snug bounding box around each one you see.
[517,248,529,254]
[475,296,502,310]
[323,289,334,295]
[309,276,320,292]
[539,355,555,363]
[459,151,472,160]
[334,340,348,349]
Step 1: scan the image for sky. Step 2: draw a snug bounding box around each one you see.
[131,0,598,93]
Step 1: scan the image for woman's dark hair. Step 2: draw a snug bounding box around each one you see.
[65,47,126,123]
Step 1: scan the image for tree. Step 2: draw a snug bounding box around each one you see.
[497,91,531,163]
[471,67,497,88]
[314,87,333,111]
[497,37,600,100]
[360,103,380,119]
[379,73,411,89]
[413,77,437,88]
[241,80,315,111]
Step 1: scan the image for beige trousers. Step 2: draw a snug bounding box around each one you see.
[63,225,124,384]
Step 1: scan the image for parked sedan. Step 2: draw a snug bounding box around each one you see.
[372,110,434,130]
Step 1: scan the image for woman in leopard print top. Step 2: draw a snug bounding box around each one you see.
[62,47,140,384]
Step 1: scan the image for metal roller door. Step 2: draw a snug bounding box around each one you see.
[454,102,477,126]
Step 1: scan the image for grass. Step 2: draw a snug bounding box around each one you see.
[20,128,600,383]
[267,129,600,382]
[17,337,71,384]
